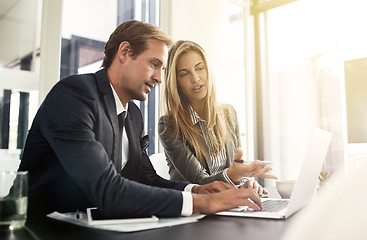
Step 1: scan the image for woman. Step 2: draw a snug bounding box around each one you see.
[159,40,277,195]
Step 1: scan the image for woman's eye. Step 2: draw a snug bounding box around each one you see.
[179,72,188,78]
[196,65,205,71]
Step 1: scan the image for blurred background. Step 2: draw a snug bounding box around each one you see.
[0,0,366,186]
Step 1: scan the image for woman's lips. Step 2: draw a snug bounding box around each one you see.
[193,85,203,92]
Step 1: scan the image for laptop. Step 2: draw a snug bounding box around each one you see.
[216,128,332,219]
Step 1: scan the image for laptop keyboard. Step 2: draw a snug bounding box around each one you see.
[261,200,289,212]
[228,199,289,213]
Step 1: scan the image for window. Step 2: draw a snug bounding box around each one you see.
[240,0,367,182]
[61,0,160,155]
[0,0,40,158]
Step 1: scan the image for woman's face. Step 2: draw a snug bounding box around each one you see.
[176,50,208,105]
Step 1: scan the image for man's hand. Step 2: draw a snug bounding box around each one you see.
[192,187,262,214]
[191,181,236,194]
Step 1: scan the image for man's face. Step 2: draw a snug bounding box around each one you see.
[121,39,168,102]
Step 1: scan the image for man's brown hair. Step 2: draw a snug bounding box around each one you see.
[102,20,172,69]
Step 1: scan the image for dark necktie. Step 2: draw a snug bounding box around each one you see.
[118,111,126,135]
[117,111,126,170]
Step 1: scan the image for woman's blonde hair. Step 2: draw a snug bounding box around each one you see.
[162,40,227,161]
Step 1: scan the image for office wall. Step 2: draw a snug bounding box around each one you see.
[62,0,117,41]
[163,0,232,103]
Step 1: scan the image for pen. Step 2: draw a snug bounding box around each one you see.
[234,160,272,164]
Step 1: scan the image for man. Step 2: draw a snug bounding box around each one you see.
[20,20,262,220]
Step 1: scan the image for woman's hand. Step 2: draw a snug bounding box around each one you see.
[227,147,278,182]
[241,179,268,197]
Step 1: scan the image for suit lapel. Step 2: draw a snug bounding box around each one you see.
[95,69,121,170]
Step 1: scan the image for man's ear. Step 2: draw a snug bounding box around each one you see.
[117,41,132,62]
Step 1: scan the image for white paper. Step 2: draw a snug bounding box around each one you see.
[86,207,159,226]
[47,211,206,232]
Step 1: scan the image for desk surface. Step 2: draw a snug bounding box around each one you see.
[1,187,297,240]
[1,213,296,240]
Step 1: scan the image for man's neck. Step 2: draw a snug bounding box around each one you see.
[107,67,129,108]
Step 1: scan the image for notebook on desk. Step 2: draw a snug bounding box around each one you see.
[216,128,332,219]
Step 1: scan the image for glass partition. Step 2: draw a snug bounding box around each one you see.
[0,0,41,159]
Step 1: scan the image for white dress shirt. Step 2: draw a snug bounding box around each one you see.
[110,84,194,216]
[111,85,129,169]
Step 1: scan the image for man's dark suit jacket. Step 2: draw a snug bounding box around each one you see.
[20,69,188,219]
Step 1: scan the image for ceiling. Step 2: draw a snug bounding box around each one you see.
[0,0,40,68]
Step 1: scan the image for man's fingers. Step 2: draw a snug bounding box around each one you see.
[237,188,262,210]
[248,190,262,210]
[215,181,236,190]
[242,199,261,211]
[207,181,236,193]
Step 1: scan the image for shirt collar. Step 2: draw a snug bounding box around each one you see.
[189,105,205,125]
[110,84,128,116]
